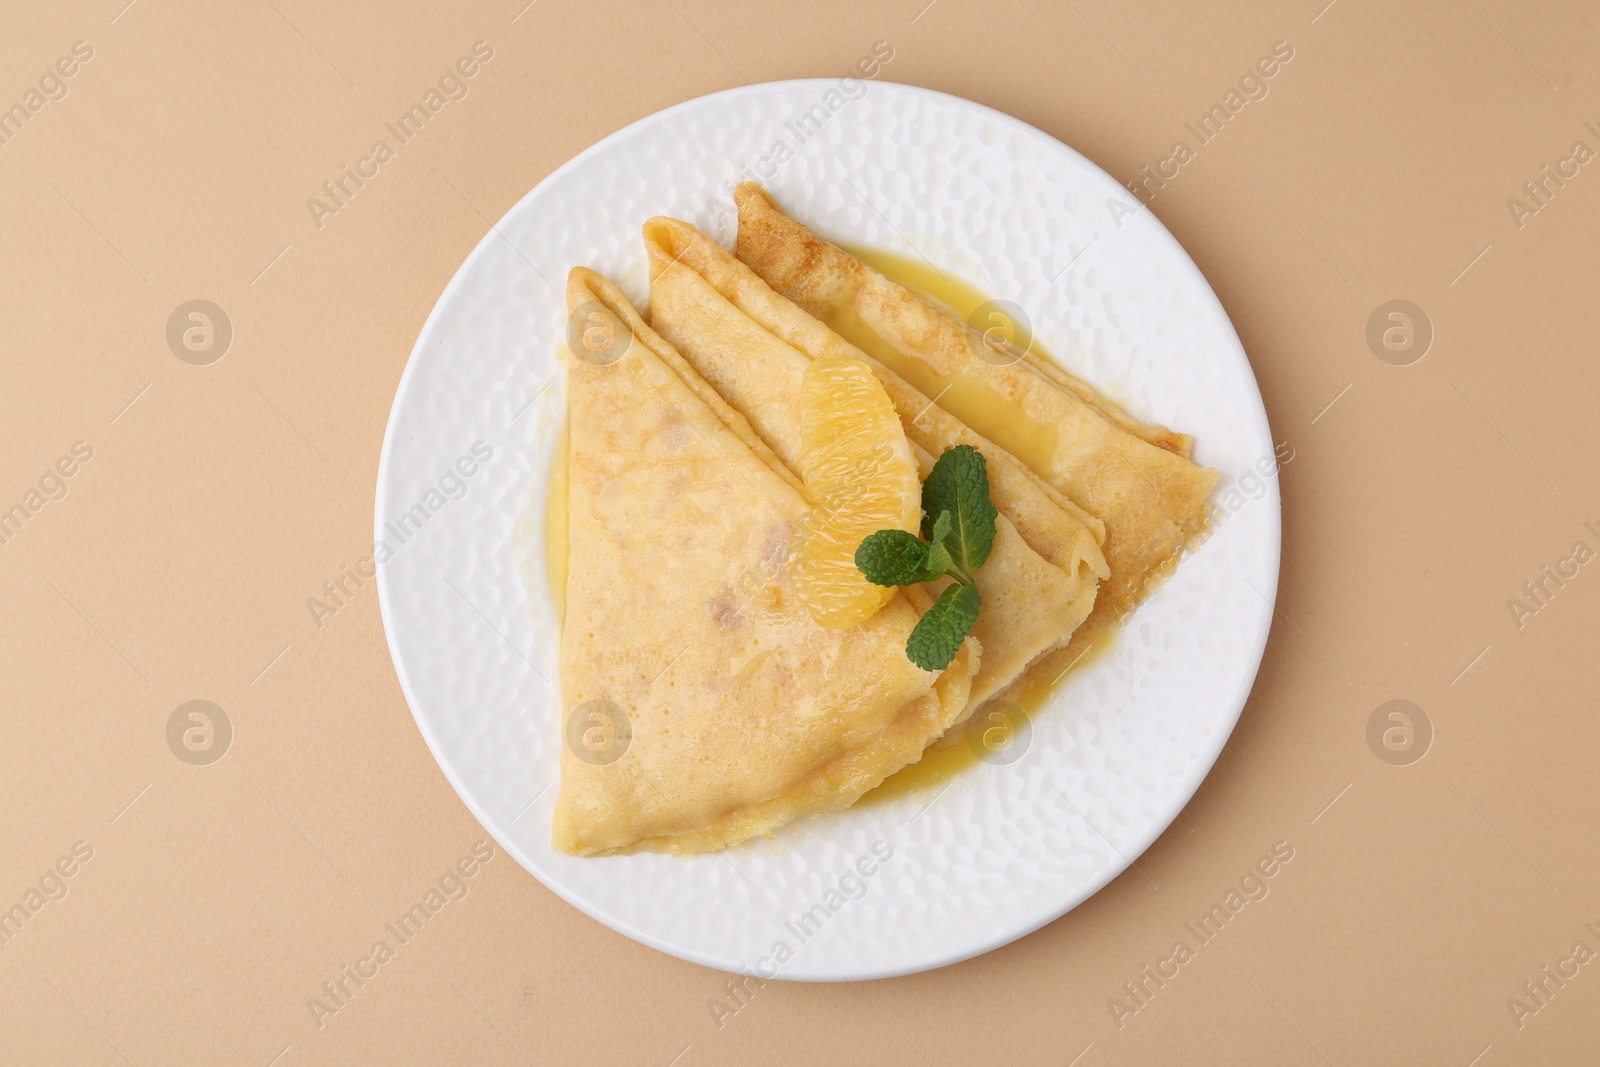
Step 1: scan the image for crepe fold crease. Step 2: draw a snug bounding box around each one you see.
[555,267,976,855]
[731,183,1219,664]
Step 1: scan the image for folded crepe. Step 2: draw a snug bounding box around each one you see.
[732,183,1218,661]
[555,268,976,855]
[641,217,1107,717]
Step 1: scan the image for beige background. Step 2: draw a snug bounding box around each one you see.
[3,0,1598,1063]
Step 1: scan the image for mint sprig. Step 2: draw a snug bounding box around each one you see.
[854,445,997,671]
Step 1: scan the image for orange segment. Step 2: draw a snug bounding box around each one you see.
[792,353,921,628]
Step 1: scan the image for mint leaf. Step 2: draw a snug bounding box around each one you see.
[905,582,981,671]
[856,529,938,586]
[921,445,997,574]
[924,510,953,575]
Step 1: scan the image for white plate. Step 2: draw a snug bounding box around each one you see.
[376,80,1279,981]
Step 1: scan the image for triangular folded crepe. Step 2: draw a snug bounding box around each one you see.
[732,184,1219,659]
[641,217,1107,717]
[555,268,976,855]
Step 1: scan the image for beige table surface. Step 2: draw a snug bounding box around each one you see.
[4,0,1599,1063]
